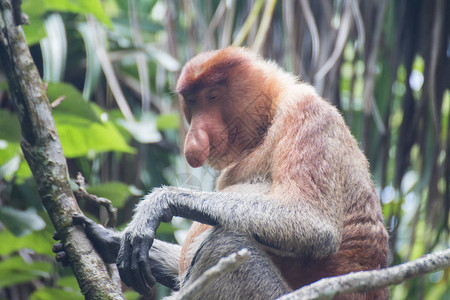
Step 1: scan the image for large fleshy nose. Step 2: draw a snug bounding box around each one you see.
[184,127,210,168]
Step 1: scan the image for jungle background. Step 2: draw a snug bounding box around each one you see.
[0,0,449,299]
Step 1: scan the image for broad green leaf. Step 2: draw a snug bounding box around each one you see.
[0,207,46,236]
[53,114,135,158]
[49,82,101,123]
[22,0,47,16]
[86,182,134,208]
[23,17,46,45]
[22,0,47,45]
[157,113,180,130]
[30,287,83,300]
[46,0,112,27]
[0,256,51,288]
[0,228,55,256]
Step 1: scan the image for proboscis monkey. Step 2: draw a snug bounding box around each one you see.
[55,47,389,300]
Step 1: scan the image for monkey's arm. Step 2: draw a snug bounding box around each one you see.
[117,186,341,293]
[71,215,181,291]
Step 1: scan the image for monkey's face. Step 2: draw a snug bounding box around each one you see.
[176,47,273,170]
[180,86,264,170]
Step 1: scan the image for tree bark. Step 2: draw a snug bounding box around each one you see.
[0,1,123,299]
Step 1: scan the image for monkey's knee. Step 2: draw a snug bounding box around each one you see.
[182,227,290,300]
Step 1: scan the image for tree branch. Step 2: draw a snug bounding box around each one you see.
[0,1,123,299]
[277,248,450,300]
[176,249,250,300]
[74,173,117,228]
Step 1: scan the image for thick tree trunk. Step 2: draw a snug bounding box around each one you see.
[0,1,123,299]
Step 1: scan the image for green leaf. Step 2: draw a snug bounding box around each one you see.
[23,17,46,45]
[86,182,134,208]
[0,256,51,288]
[23,0,47,16]
[46,0,112,27]
[49,82,101,123]
[53,113,135,158]
[157,113,180,130]
[0,229,55,256]
[0,207,46,237]
[22,0,47,45]
[30,287,83,300]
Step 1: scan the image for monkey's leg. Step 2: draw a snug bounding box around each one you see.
[179,227,290,300]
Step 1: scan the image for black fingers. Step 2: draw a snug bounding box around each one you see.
[118,239,134,288]
[131,239,150,295]
[52,242,69,267]
[52,231,60,241]
[72,214,94,226]
[139,239,155,289]
[117,235,154,296]
[72,214,120,263]
[52,242,64,253]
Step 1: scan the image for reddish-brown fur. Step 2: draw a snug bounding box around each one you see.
[176,47,389,299]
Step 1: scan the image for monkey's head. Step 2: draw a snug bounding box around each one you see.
[176,47,275,170]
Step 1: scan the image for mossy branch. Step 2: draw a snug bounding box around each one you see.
[0,0,123,298]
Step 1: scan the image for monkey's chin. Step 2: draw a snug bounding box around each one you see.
[205,155,234,171]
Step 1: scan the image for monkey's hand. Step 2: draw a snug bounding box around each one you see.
[52,215,120,266]
[117,188,174,295]
[72,214,121,263]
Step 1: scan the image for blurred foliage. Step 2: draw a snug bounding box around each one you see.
[0,0,449,299]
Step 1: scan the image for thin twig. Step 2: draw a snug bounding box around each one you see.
[50,95,65,108]
[427,0,444,138]
[176,249,250,300]
[362,0,387,136]
[314,0,352,83]
[277,248,450,300]
[349,0,365,53]
[129,0,151,112]
[232,0,264,47]
[74,173,117,228]
[86,15,134,122]
[252,0,277,54]
[299,0,320,70]
[201,0,226,50]
[220,0,236,48]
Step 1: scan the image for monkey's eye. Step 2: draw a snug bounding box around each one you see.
[207,93,219,101]
[186,98,197,105]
